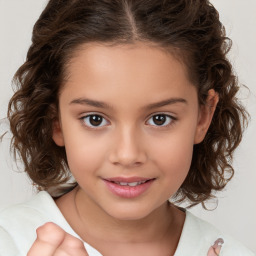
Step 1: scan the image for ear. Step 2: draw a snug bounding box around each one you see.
[194,89,219,144]
[52,119,65,146]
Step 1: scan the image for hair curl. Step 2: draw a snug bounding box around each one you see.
[7,0,248,206]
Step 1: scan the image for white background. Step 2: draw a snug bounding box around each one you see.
[0,0,255,252]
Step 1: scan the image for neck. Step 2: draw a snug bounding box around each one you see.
[76,186,184,242]
[56,186,185,255]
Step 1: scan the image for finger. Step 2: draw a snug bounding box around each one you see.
[207,247,218,256]
[212,238,224,255]
[55,232,89,256]
[27,222,65,256]
[214,245,222,255]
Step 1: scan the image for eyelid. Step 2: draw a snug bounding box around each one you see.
[79,112,110,129]
[145,112,177,127]
[146,112,177,120]
[79,111,109,119]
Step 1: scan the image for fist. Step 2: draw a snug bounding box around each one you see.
[27,222,89,256]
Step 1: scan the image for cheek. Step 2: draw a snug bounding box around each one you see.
[64,131,109,178]
[151,126,196,179]
[159,139,193,174]
[155,137,194,197]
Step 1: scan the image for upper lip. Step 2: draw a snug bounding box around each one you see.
[103,177,155,183]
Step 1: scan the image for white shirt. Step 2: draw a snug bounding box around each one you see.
[0,191,254,256]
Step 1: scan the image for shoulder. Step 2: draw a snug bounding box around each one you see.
[175,210,255,256]
[0,191,62,255]
[0,191,58,231]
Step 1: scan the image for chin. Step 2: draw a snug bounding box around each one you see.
[104,204,156,221]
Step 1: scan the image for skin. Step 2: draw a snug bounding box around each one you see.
[207,238,224,256]
[28,42,218,256]
[27,222,88,256]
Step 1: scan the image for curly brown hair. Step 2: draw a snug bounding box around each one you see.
[7,0,248,206]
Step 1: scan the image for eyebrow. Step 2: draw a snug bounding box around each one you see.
[143,98,187,110]
[70,98,113,109]
[69,97,187,110]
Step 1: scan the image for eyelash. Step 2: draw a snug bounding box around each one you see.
[80,113,177,130]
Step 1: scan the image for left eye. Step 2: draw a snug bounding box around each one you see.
[82,114,108,128]
[146,114,174,127]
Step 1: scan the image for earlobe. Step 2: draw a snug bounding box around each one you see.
[52,120,65,146]
[194,89,219,144]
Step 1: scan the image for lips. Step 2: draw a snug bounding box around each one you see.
[103,177,155,198]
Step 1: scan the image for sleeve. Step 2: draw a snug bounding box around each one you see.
[0,226,19,256]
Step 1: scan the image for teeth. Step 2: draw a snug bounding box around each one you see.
[114,181,147,186]
[119,182,128,186]
[128,182,139,187]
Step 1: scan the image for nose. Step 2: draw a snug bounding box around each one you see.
[109,126,147,167]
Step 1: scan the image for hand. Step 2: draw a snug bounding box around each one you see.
[207,238,224,256]
[27,222,89,256]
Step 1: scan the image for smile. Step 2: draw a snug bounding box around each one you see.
[103,177,155,198]
[113,181,147,186]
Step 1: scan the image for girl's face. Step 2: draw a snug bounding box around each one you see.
[53,43,216,220]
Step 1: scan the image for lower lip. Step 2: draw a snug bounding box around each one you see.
[103,180,154,198]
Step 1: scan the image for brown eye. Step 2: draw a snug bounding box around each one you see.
[153,115,167,125]
[89,115,102,126]
[82,114,108,127]
[147,114,174,127]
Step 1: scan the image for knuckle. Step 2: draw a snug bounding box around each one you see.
[64,235,85,249]
[36,222,65,244]
[55,237,87,256]
[37,222,59,233]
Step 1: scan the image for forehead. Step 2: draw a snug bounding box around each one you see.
[60,42,197,108]
[65,42,191,81]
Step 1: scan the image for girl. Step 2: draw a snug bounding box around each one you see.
[0,0,255,255]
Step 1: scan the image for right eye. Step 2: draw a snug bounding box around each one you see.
[81,114,109,128]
